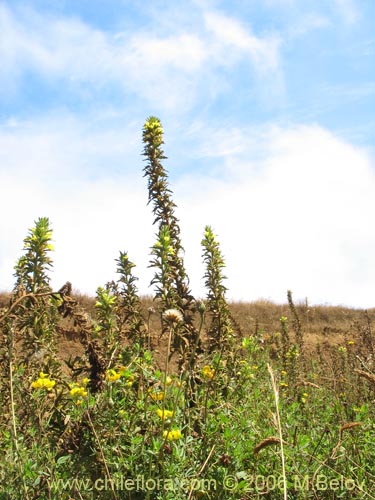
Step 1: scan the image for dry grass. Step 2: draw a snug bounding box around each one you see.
[229,298,375,351]
[2,291,373,369]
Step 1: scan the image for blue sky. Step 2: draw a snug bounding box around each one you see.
[0,0,374,307]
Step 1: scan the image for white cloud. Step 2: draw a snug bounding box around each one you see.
[204,11,281,73]
[127,34,206,72]
[0,3,284,112]
[174,124,375,307]
[201,10,285,107]
[0,5,112,84]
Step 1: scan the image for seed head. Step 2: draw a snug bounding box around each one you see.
[163,308,183,324]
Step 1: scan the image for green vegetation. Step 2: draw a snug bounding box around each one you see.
[1,118,375,499]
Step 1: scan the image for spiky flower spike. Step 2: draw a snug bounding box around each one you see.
[142,117,181,246]
[12,217,59,373]
[201,225,233,351]
[142,117,198,361]
[14,216,54,294]
[142,116,189,297]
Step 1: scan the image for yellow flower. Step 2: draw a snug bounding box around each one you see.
[347,340,355,346]
[202,366,215,380]
[69,385,88,398]
[157,409,174,420]
[106,369,121,382]
[165,375,173,386]
[43,380,55,390]
[163,429,182,441]
[82,378,90,386]
[31,373,56,391]
[149,388,164,401]
[300,392,308,404]
[280,382,288,388]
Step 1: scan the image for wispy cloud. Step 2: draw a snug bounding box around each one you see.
[203,11,281,73]
[0,3,284,113]
[203,10,285,106]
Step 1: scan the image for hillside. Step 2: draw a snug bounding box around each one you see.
[2,291,374,370]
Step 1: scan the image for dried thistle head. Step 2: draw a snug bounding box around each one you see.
[163,308,184,324]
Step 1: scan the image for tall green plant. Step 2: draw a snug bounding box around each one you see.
[115,251,147,344]
[14,216,54,294]
[142,117,198,361]
[201,225,233,351]
[0,218,60,499]
[142,117,191,305]
[95,285,117,356]
[12,217,59,368]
